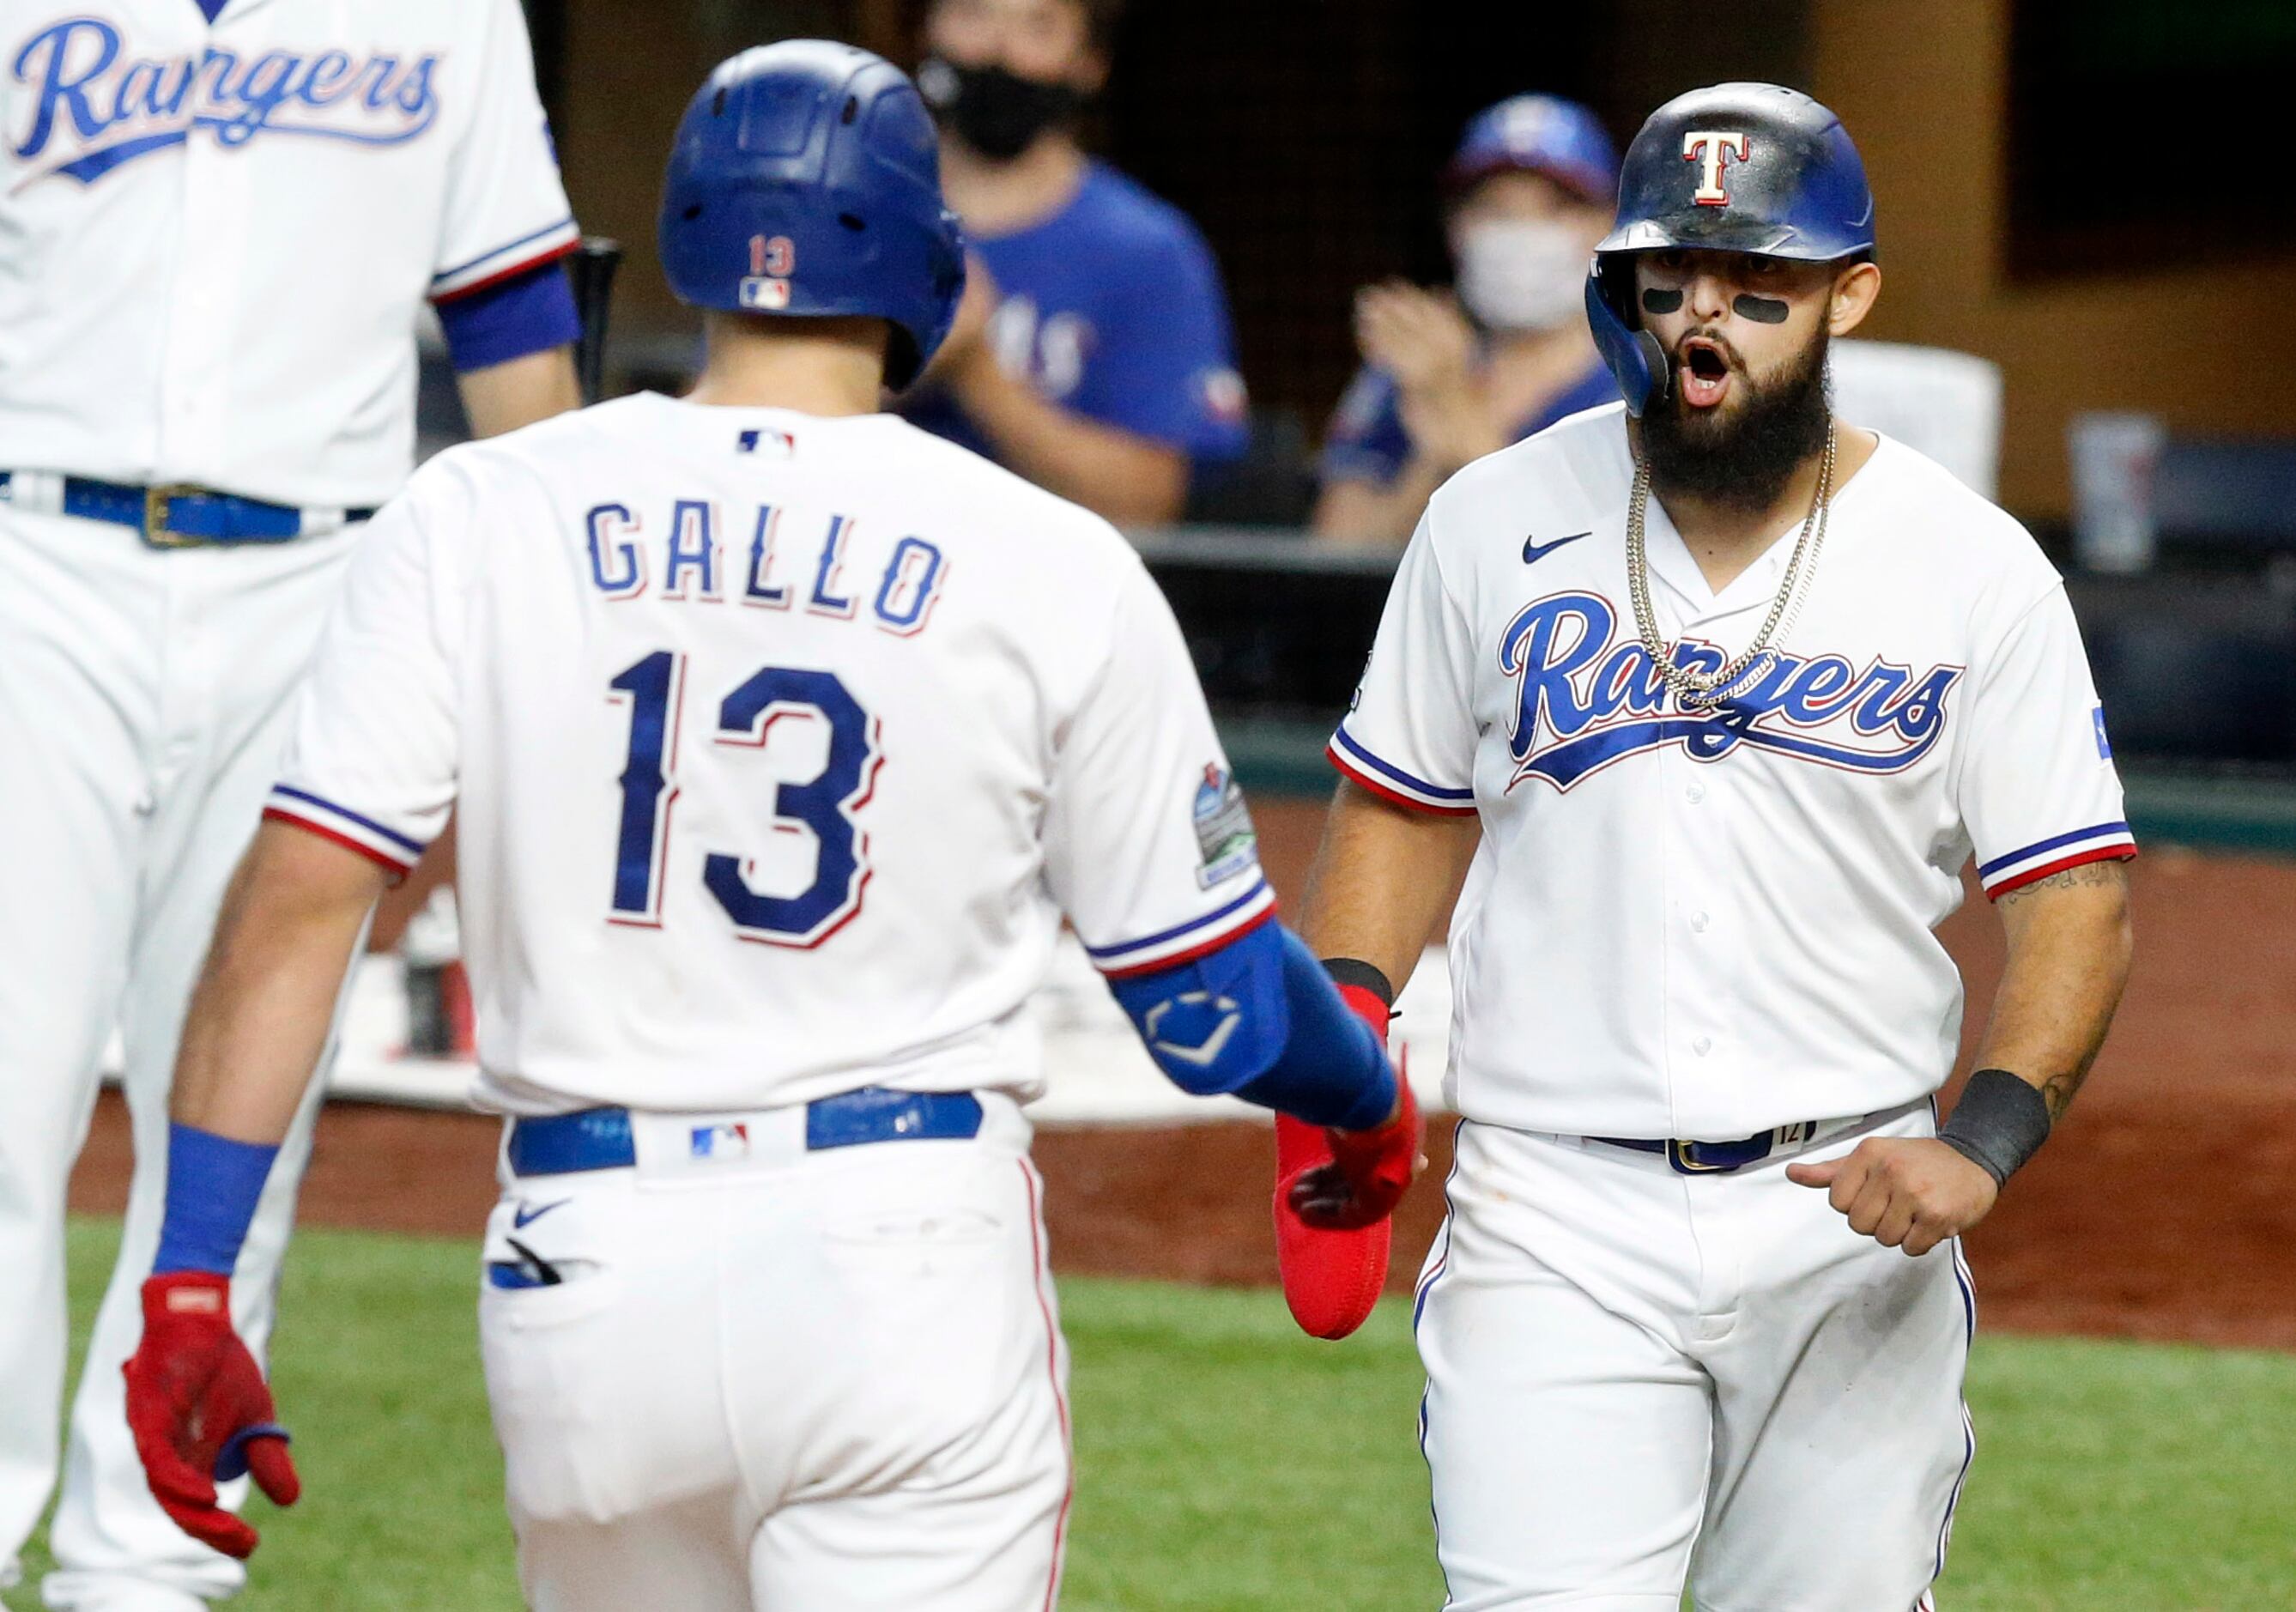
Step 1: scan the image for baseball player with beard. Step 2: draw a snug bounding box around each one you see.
[0,4,584,1608]
[115,42,1418,1609]
[1300,84,2135,1608]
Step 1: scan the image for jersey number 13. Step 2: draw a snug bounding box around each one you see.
[605,650,880,947]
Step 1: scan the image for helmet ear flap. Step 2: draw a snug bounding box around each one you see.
[1584,258,1669,418]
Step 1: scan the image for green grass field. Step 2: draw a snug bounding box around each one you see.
[9,1219,2293,1610]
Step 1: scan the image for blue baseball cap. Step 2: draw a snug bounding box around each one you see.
[1444,94,1619,206]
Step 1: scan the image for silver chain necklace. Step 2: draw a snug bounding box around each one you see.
[1625,423,1836,710]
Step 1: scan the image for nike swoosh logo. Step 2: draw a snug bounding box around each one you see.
[1523,532,1591,564]
[512,1198,569,1229]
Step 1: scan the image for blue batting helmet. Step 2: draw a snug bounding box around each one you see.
[659,41,966,390]
[1584,82,1875,415]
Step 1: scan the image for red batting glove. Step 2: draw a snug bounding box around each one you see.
[122,1273,300,1560]
[1273,985,1423,1340]
[1290,1076,1422,1231]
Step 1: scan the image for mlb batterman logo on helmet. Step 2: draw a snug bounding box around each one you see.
[657,40,967,388]
[1584,82,1876,415]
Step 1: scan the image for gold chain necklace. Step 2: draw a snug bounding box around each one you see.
[1625,423,1836,710]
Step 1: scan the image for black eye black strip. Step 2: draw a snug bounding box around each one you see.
[1732,294,1790,324]
[1639,288,1684,315]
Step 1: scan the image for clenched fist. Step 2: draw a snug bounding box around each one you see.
[1787,1137,1999,1258]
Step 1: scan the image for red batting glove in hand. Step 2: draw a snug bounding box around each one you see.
[123,1273,300,1560]
[1273,985,1424,1340]
[1288,1076,1422,1231]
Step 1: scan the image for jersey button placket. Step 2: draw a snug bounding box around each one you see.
[161,112,253,477]
[1669,676,1743,1129]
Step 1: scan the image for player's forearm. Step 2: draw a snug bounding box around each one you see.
[953,364,1189,525]
[1299,779,1480,999]
[456,344,582,439]
[1972,860,2134,1121]
[173,823,390,1145]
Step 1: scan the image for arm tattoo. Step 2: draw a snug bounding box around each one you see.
[1994,858,2126,908]
[1993,857,2130,1120]
[2039,1048,2101,1122]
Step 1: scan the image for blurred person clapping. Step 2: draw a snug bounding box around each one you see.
[906,0,1249,526]
[1315,96,1621,542]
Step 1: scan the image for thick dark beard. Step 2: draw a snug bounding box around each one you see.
[1640,326,1833,513]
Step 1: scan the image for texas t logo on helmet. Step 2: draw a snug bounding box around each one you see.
[1682,130,1750,205]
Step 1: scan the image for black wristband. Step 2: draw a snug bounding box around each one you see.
[1936,1068,2051,1186]
[1320,957,1396,1009]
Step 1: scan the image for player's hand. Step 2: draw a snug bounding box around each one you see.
[1354,281,1475,398]
[1287,1077,1427,1230]
[123,1274,300,1560]
[1354,282,1503,473]
[1786,1136,1999,1257]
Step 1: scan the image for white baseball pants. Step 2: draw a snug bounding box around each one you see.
[0,504,354,1611]
[481,1094,1072,1611]
[1415,1104,1975,1612]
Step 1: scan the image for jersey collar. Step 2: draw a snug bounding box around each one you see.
[1637,493,1805,627]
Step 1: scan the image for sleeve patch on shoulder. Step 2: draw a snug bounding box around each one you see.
[1193,762,1259,888]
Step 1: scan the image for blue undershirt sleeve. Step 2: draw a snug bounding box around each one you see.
[1108,921,1396,1130]
[435,258,580,374]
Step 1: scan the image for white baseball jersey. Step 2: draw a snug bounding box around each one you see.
[1334,403,2135,1141]
[264,394,1275,1115]
[0,0,577,507]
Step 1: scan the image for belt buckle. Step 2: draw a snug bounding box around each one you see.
[1666,1138,1730,1174]
[142,483,209,548]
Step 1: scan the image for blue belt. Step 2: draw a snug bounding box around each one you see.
[0,470,374,547]
[1592,1124,1814,1176]
[506,1088,987,1177]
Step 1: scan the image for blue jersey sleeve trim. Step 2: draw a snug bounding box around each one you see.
[432,216,579,292]
[438,258,580,373]
[1083,877,1274,965]
[1330,729,1475,802]
[268,785,427,855]
[1975,820,2132,878]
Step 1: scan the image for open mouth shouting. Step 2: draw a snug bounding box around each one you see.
[1676,336,1733,409]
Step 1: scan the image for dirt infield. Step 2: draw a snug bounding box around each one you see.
[70,801,2296,1350]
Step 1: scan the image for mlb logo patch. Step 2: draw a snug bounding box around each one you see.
[2093,706,2112,759]
[739,276,792,310]
[737,427,796,458]
[690,1122,751,1161]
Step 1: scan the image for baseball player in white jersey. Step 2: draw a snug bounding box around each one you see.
[1303,85,2137,1609]
[0,3,584,1605]
[115,43,1418,1610]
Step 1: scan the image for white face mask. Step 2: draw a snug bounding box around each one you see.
[1453,218,1589,333]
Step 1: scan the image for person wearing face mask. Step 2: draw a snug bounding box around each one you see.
[1314,95,1621,543]
[903,0,1250,526]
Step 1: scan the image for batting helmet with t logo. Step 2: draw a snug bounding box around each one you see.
[1584,82,1876,415]
[658,41,967,390]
